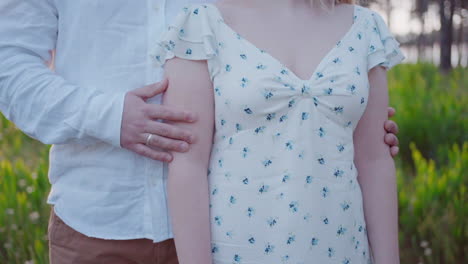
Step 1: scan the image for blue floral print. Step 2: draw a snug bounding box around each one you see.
[151,3,404,264]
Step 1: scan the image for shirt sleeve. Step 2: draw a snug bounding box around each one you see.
[149,4,219,68]
[366,10,405,72]
[0,0,126,147]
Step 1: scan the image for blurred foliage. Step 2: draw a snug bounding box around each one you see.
[0,158,50,264]
[0,116,51,264]
[388,63,467,165]
[397,143,467,263]
[0,63,467,264]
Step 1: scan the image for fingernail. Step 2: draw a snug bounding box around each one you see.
[179,142,189,151]
[189,135,196,143]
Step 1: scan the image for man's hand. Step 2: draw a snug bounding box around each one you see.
[120,79,197,162]
[384,107,399,157]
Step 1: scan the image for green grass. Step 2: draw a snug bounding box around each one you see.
[0,63,467,264]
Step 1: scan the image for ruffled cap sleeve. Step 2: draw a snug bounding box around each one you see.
[150,5,219,67]
[367,10,405,71]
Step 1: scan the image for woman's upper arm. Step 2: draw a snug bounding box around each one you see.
[354,66,392,163]
[163,58,215,166]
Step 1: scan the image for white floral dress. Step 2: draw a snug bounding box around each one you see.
[151,4,404,264]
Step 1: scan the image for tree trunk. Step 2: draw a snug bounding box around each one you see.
[417,17,426,61]
[456,0,465,66]
[439,0,456,72]
[386,0,392,29]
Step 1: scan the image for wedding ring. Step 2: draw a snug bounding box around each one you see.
[145,134,153,146]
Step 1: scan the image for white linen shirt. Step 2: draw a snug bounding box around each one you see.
[0,0,216,242]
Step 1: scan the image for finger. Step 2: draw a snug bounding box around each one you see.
[144,133,190,153]
[384,120,399,134]
[145,104,197,122]
[132,144,173,162]
[387,106,396,118]
[147,122,196,143]
[384,133,399,148]
[390,146,399,157]
[133,78,169,100]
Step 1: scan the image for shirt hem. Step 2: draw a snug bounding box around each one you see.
[49,203,174,242]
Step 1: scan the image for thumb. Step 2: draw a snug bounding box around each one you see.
[133,78,169,100]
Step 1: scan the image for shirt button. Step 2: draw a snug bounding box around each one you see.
[153,4,160,12]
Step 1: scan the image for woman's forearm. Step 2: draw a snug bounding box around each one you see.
[358,157,399,264]
[167,160,212,264]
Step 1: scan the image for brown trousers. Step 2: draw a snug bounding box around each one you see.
[48,209,179,264]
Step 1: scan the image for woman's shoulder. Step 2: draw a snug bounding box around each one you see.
[150,3,223,67]
[354,5,381,18]
[353,6,405,70]
[212,0,245,10]
[166,3,223,36]
[211,0,255,26]
[176,3,219,19]
[353,5,389,30]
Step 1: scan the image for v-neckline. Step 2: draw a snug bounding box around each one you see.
[208,4,359,83]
